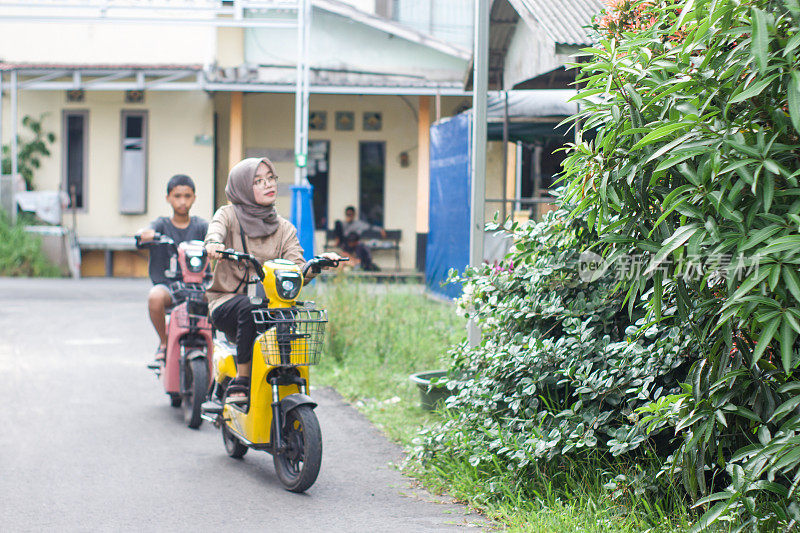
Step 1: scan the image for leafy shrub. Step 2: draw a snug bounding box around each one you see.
[415,211,692,529]
[0,214,61,277]
[562,0,800,529]
[1,114,56,190]
[420,212,689,459]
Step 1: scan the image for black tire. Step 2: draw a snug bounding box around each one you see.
[183,356,208,429]
[222,422,248,459]
[273,405,322,493]
[169,393,182,408]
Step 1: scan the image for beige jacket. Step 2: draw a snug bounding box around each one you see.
[204,204,311,312]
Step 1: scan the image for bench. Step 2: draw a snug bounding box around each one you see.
[77,236,138,277]
[323,229,401,270]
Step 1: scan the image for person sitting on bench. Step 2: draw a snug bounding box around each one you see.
[332,206,384,271]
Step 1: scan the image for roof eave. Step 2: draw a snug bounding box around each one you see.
[313,0,471,61]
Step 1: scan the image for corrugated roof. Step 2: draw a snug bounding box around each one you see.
[512,0,604,46]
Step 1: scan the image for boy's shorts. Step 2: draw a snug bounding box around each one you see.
[153,283,177,311]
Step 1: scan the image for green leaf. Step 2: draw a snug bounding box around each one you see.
[729,75,778,104]
[784,33,800,57]
[690,501,730,533]
[725,266,770,304]
[764,174,775,212]
[773,447,800,472]
[784,267,800,306]
[645,224,699,275]
[751,7,769,75]
[782,318,797,373]
[769,264,781,291]
[740,225,782,252]
[631,122,691,150]
[654,148,708,172]
[770,393,800,422]
[753,316,780,367]
[761,236,800,255]
[788,71,800,135]
[785,309,800,336]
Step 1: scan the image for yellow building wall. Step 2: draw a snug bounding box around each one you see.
[6,90,216,237]
[214,92,423,270]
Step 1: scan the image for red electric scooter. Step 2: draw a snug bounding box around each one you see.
[136,233,213,428]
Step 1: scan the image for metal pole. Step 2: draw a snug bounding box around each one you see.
[501,89,508,221]
[468,0,489,346]
[293,0,305,185]
[10,70,18,223]
[300,0,311,185]
[470,0,488,267]
[515,141,522,214]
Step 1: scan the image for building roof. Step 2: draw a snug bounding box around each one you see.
[466,0,604,90]
[508,0,603,46]
[315,0,471,60]
[0,62,467,95]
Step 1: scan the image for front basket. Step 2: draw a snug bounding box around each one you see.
[252,307,327,366]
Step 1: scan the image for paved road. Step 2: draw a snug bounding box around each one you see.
[0,278,484,532]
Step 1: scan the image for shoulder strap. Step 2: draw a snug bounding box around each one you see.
[231,208,250,294]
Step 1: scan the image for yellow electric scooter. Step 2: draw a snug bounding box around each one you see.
[201,250,346,493]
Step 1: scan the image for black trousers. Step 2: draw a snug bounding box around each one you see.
[211,294,257,365]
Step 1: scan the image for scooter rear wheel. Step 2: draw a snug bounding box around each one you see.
[183,355,208,429]
[273,405,322,493]
[222,423,248,459]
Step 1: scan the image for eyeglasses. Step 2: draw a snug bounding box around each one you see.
[254,176,279,189]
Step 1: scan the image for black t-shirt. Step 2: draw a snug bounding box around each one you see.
[144,216,208,285]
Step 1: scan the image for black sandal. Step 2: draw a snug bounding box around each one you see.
[225,376,250,404]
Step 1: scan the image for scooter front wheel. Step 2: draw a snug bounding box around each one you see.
[183,355,208,429]
[273,405,322,493]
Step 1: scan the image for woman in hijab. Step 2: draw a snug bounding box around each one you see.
[204,157,339,400]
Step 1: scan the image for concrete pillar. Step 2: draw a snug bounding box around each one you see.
[505,142,517,220]
[415,95,432,272]
[228,91,243,170]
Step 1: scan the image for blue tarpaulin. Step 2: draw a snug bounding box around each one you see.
[425,112,471,299]
[290,184,315,260]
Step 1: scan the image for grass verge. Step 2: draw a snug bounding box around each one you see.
[0,213,61,277]
[310,276,464,445]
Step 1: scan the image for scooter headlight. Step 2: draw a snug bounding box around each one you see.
[275,271,302,301]
[185,249,207,272]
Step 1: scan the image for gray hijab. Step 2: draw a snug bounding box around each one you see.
[225,157,280,238]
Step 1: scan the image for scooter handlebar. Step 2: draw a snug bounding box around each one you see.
[218,249,265,280]
[135,231,176,248]
[302,255,349,276]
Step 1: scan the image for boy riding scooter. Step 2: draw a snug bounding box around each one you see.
[136,174,208,366]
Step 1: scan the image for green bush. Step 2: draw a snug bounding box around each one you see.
[561,0,800,528]
[0,214,60,277]
[415,212,693,529]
